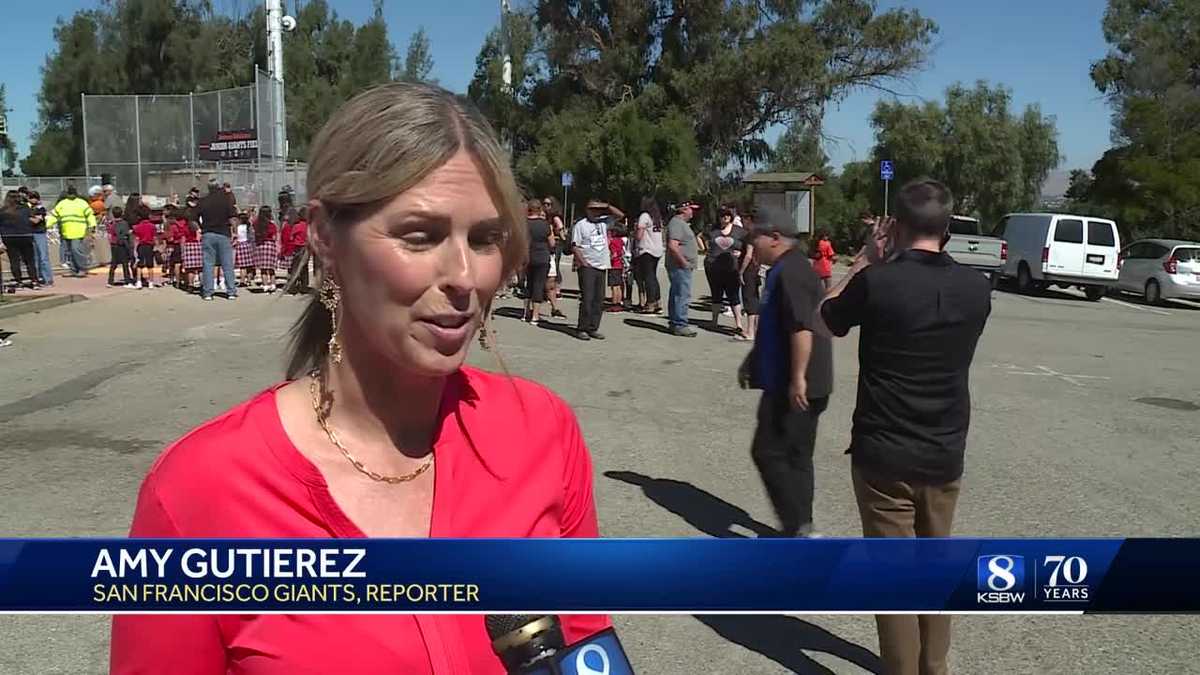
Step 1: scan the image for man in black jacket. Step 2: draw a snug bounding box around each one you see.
[739,206,833,538]
[820,179,991,675]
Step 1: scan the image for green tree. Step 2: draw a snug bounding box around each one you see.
[1087,0,1200,240]
[1064,169,1093,203]
[769,122,829,174]
[871,81,1061,226]
[516,90,701,211]
[469,0,938,209]
[467,10,539,159]
[401,27,435,83]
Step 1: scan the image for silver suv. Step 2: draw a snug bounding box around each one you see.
[1114,239,1200,304]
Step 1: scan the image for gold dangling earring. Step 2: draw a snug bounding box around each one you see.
[319,275,343,365]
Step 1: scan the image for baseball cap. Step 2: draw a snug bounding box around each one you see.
[748,205,800,238]
[585,198,609,209]
[675,200,701,212]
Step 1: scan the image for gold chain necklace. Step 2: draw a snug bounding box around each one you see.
[308,371,433,484]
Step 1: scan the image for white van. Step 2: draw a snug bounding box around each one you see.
[993,213,1121,301]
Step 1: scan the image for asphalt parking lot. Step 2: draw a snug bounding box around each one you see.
[0,264,1197,674]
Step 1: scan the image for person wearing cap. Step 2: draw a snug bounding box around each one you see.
[88,186,107,220]
[664,201,701,337]
[818,179,991,675]
[738,206,833,538]
[571,198,624,340]
[103,184,121,213]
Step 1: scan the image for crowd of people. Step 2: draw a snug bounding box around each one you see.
[502,193,844,343]
[500,182,993,674]
[0,181,313,302]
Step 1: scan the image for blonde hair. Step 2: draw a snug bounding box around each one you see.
[285,81,528,379]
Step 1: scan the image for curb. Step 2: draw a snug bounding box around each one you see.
[0,294,89,321]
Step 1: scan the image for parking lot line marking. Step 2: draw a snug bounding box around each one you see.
[1102,297,1172,316]
[989,363,1111,387]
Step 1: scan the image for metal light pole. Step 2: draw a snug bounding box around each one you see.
[500,0,512,93]
[499,0,514,155]
[265,0,289,174]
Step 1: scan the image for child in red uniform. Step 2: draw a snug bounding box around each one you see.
[280,207,309,292]
[131,208,159,289]
[178,211,201,292]
[253,206,279,292]
[164,206,185,288]
[811,229,836,290]
[606,224,625,310]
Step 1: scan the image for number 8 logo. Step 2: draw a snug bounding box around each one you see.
[987,556,1018,591]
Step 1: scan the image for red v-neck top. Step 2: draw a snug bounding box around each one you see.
[110,366,609,674]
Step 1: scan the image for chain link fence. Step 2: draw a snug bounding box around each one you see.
[1,176,99,199]
[82,69,296,205]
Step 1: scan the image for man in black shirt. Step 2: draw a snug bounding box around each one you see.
[739,206,833,538]
[198,181,238,300]
[820,179,991,675]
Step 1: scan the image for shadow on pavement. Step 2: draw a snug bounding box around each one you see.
[694,615,883,675]
[995,284,1094,303]
[1162,299,1200,311]
[604,470,777,539]
[604,470,884,673]
[1108,290,1200,311]
[494,307,527,321]
[622,318,673,335]
[688,318,738,336]
[537,320,581,339]
[492,306,581,338]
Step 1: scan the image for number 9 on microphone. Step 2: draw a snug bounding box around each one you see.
[556,629,635,675]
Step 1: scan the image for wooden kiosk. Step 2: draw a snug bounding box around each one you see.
[742,172,825,240]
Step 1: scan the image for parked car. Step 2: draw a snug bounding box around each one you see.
[945,215,1006,286]
[1114,239,1200,304]
[994,213,1121,301]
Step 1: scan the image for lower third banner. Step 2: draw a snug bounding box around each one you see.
[0,538,1195,613]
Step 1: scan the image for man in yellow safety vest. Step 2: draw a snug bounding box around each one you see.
[47,185,97,277]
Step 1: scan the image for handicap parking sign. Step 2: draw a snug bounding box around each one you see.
[880,161,894,181]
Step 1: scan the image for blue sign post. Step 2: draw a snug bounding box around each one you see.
[560,171,574,221]
[880,160,894,217]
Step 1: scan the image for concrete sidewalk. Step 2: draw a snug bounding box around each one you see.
[0,264,147,320]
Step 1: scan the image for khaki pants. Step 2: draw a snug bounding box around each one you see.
[852,465,962,675]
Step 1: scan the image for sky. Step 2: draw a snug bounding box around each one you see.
[2,0,1113,180]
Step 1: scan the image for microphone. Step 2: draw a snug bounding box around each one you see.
[486,614,635,675]
[486,615,565,672]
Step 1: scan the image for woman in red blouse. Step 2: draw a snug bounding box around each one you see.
[111,81,609,674]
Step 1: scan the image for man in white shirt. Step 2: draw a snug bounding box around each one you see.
[571,198,624,340]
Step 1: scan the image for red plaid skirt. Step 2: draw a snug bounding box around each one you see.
[181,242,203,270]
[255,241,279,269]
[234,241,255,268]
